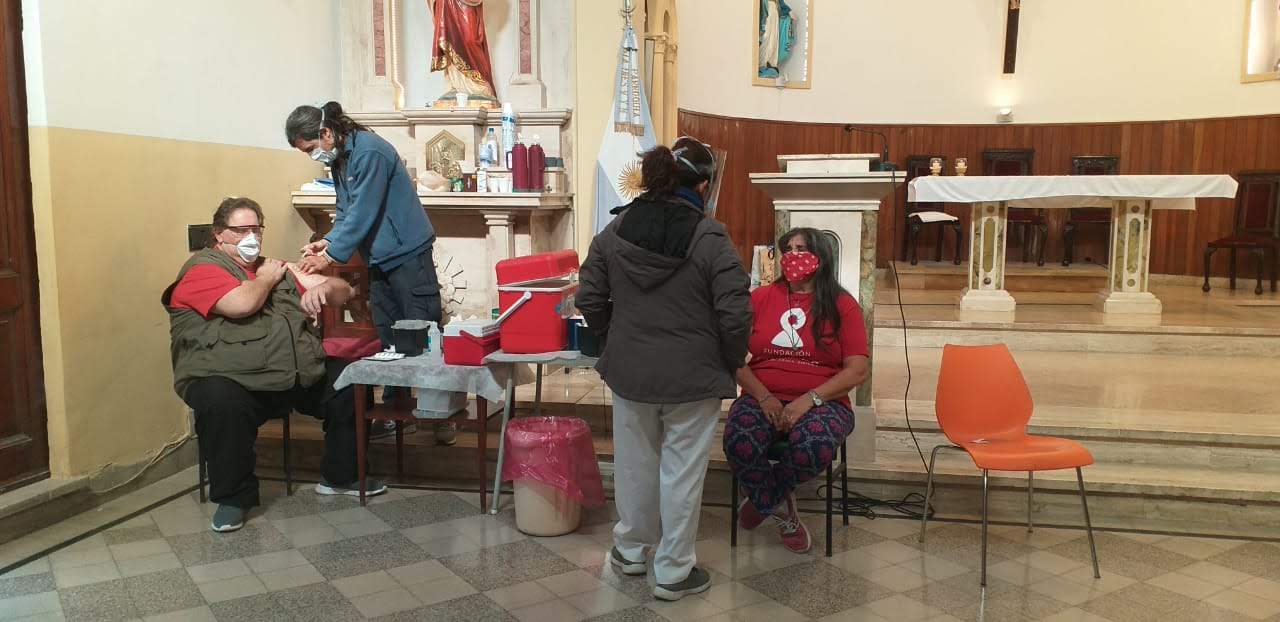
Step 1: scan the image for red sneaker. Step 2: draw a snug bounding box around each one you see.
[771,493,811,554]
[738,497,769,531]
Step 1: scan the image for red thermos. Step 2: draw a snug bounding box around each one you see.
[528,137,546,193]
[512,138,530,192]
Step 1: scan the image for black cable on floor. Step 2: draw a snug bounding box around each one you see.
[887,167,929,473]
[799,480,933,522]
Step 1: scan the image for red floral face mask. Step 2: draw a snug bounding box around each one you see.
[781,251,820,283]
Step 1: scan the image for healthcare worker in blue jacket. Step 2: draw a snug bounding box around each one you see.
[286,101,453,443]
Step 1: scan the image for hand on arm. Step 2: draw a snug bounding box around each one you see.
[736,365,785,429]
[210,259,286,319]
[290,264,355,317]
[298,240,334,274]
[780,355,870,431]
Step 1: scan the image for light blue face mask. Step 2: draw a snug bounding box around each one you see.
[309,109,337,164]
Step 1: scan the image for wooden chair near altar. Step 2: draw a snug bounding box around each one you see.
[982,149,1044,266]
[903,155,964,265]
[1203,171,1280,295]
[1062,156,1120,267]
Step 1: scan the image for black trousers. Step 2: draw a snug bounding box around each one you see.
[183,359,356,509]
[369,248,443,349]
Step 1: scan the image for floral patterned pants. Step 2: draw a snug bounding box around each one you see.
[722,394,855,513]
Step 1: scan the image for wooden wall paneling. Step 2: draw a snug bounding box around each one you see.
[680,110,1280,278]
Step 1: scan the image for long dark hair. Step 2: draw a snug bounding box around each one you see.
[639,136,716,196]
[284,101,369,175]
[779,227,848,349]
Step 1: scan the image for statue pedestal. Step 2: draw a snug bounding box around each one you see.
[751,154,905,463]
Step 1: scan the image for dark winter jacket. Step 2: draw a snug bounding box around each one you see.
[577,192,752,404]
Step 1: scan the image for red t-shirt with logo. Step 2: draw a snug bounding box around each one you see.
[746,282,869,407]
[169,262,308,320]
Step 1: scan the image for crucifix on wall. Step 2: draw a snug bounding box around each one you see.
[1003,0,1020,74]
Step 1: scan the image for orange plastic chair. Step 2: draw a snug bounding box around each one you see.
[919,344,1100,587]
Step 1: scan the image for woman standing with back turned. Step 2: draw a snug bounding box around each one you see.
[577,137,752,601]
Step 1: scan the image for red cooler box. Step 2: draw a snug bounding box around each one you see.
[496,250,579,286]
[443,320,500,366]
[495,251,580,354]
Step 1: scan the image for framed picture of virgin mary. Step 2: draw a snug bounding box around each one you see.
[1242,0,1280,82]
[753,0,813,89]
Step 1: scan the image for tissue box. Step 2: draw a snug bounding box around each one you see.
[415,389,467,419]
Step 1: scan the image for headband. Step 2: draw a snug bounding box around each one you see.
[673,142,716,182]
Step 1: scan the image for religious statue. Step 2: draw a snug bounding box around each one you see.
[429,0,498,108]
[758,0,793,78]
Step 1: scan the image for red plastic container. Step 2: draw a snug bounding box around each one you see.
[498,280,577,354]
[443,320,500,366]
[495,250,579,286]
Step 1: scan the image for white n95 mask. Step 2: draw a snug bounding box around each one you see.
[234,233,261,263]
[310,146,336,165]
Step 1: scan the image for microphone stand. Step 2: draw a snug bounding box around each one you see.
[843,124,895,172]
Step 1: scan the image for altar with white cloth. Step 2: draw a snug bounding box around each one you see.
[909,175,1239,314]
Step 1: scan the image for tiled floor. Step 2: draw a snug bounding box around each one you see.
[4,481,1280,621]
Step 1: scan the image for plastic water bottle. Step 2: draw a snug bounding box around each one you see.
[427,321,444,362]
[480,127,498,168]
[501,103,517,169]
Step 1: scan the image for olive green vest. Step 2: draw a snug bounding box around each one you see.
[162,249,326,398]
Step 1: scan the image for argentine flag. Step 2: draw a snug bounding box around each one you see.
[593,18,656,234]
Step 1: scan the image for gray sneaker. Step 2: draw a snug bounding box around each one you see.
[610,547,646,576]
[653,566,711,601]
[211,504,245,533]
[315,478,388,497]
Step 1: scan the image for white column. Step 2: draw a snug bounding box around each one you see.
[1096,199,1162,314]
[508,0,547,108]
[484,211,517,309]
[959,201,1017,312]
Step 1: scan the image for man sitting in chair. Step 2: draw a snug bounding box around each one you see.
[162,197,386,533]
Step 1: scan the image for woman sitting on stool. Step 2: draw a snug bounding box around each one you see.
[723,227,870,554]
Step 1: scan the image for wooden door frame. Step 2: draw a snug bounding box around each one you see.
[0,0,50,492]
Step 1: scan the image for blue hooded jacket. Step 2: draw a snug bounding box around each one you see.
[324,130,434,270]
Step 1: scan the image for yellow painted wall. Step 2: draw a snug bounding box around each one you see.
[29,127,322,477]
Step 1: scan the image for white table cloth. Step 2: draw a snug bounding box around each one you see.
[907,174,1239,314]
[909,175,1236,210]
[333,355,534,402]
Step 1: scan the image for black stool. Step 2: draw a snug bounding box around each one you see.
[197,411,293,502]
[729,439,849,557]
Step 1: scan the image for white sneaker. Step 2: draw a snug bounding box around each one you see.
[314,479,388,497]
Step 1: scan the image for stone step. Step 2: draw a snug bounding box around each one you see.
[884,260,1108,293]
[834,450,1280,539]
[874,318,1280,357]
[264,408,1280,539]
[874,399,1280,473]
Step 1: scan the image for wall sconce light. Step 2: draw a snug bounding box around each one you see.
[996,107,1014,124]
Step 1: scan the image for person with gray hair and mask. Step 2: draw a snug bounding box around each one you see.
[285,101,454,444]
